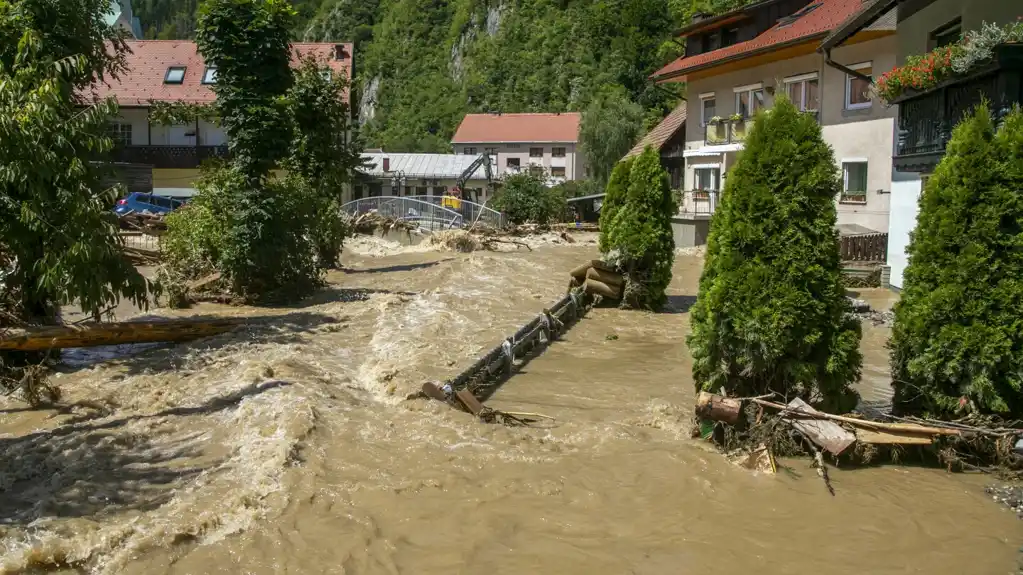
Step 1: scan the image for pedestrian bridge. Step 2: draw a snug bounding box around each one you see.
[341,195,505,231]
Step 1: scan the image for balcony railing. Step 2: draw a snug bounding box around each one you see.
[704,119,753,145]
[893,44,1023,173]
[110,145,230,169]
[676,190,719,217]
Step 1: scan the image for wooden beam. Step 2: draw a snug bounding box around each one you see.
[0,318,246,351]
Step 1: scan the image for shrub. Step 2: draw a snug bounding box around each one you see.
[598,158,633,253]
[686,97,862,413]
[891,104,1023,417]
[491,171,565,225]
[601,147,675,310]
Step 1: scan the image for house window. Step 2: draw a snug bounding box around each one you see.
[108,122,132,147]
[507,158,521,169]
[484,147,497,154]
[842,161,868,203]
[164,66,186,84]
[694,167,720,192]
[529,147,543,157]
[722,27,739,47]
[845,62,873,110]
[463,147,477,155]
[784,73,819,114]
[552,147,566,157]
[202,67,217,84]
[416,186,428,195]
[551,166,566,178]
[734,84,764,118]
[700,93,716,126]
[929,18,962,50]
[321,69,332,82]
[705,33,721,52]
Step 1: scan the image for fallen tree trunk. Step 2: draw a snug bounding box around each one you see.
[0,318,246,351]
[585,266,623,288]
[583,278,619,299]
[695,391,742,425]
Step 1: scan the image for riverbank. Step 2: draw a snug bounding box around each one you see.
[3,244,1021,574]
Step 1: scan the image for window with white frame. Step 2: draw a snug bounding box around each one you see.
[784,73,819,114]
[734,84,764,118]
[108,122,132,147]
[694,166,720,192]
[700,93,716,126]
[842,161,868,203]
[551,166,566,178]
[845,62,873,110]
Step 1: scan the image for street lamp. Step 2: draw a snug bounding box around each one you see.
[390,170,407,196]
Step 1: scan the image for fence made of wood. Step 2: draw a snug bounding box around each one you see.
[840,233,887,263]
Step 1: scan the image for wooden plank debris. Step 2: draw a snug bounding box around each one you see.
[784,398,857,456]
[0,318,246,351]
[855,428,934,446]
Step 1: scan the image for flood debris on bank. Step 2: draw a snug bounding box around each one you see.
[695,390,1023,492]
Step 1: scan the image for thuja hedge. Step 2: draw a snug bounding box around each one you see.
[687,97,861,413]
[891,104,1023,418]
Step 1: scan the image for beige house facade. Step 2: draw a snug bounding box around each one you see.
[451,113,584,185]
[654,0,898,234]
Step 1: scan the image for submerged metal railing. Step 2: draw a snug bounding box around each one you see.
[342,195,506,230]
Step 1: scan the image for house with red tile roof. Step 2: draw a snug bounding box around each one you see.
[451,112,583,183]
[89,40,353,195]
[651,0,898,236]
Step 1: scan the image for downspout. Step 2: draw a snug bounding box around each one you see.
[823,47,873,83]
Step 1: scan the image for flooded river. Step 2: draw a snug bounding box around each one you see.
[2,236,1021,574]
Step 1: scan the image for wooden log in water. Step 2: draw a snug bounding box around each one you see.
[569,261,594,280]
[585,266,623,288]
[583,278,619,299]
[0,318,246,351]
[695,391,742,425]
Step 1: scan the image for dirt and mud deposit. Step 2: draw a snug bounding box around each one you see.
[2,234,1021,574]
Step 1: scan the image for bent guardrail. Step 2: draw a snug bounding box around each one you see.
[342,195,506,230]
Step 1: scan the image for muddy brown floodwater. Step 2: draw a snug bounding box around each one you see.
[2,236,1022,574]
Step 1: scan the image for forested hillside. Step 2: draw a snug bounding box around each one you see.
[134,0,751,152]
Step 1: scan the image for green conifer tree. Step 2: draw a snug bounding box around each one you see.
[891,104,1023,417]
[602,147,676,310]
[598,157,633,253]
[687,97,861,412]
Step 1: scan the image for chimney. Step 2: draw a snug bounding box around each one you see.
[382,156,390,172]
[334,44,348,60]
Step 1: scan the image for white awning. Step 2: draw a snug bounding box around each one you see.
[683,143,743,157]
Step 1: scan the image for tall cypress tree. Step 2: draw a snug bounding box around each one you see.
[598,157,633,253]
[602,146,676,310]
[891,104,1023,417]
[687,97,861,412]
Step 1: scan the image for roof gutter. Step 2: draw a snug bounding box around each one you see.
[818,0,896,83]
[652,34,827,83]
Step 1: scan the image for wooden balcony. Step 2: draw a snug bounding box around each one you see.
[110,145,230,169]
[893,44,1023,174]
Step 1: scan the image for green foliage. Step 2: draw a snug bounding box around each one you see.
[490,172,565,225]
[148,100,218,126]
[196,0,294,181]
[686,97,861,412]
[601,147,675,310]
[580,88,645,187]
[286,55,364,268]
[598,158,633,253]
[890,104,1023,417]
[0,0,149,324]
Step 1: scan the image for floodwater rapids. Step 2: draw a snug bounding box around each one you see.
[1,234,1021,574]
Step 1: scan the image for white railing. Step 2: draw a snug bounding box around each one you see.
[677,190,719,216]
[341,195,506,230]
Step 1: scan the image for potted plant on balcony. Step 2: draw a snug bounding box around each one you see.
[729,113,748,140]
[706,116,726,144]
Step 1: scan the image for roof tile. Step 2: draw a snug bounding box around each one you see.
[652,0,865,81]
[85,40,353,106]
[624,102,686,159]
[452,113,581,144]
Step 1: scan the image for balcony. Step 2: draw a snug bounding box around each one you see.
[893,44,1023,174]
[704,118,753,145]
[677,189,719,217]
[110,145,230,169]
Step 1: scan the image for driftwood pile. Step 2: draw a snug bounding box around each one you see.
[696,391,1023,491]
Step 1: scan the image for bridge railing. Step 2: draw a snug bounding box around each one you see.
[342,195,506,230]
